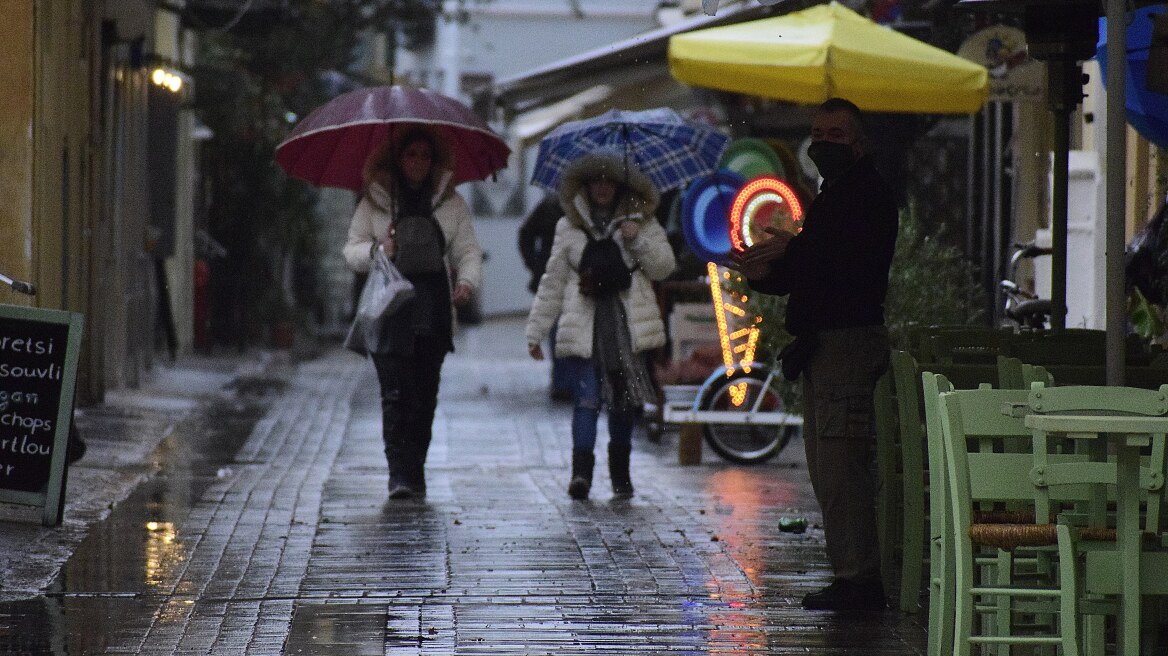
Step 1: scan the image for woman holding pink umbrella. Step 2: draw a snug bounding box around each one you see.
[342,126,483,500]
[278,86,507,501]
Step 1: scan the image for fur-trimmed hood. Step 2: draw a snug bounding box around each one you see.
[361,124,456,210]
[558,151,660,231]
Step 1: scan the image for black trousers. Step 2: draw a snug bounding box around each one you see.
[370,337,448,489]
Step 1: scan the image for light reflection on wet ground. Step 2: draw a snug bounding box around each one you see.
[0,381,278,655]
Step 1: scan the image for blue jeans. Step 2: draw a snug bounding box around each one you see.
[561,356,637,452]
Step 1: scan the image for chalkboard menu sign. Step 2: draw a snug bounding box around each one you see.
[0,304,83,526]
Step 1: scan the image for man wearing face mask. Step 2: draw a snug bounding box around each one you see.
[732,98,898,612]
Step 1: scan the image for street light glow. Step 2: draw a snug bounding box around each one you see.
[151,67,184,93]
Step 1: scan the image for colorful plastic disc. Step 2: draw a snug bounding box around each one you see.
[729,176,804,251]
[681,169,745,264]
[719,138,786,180]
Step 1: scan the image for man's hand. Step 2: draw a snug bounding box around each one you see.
[452,282,473,306]
[730,227,796,280]
[528,343,544,360]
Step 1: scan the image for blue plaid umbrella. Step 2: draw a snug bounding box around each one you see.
[531,108,729,194]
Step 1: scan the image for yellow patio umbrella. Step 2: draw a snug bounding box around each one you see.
[668,1,989,114]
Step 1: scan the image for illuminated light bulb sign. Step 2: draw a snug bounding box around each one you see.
[728,381,749,406]
[729,176,804,252]
[683,170,800,385]
[706,262,761,381]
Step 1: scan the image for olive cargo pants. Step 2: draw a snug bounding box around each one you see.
[800,325,890,582]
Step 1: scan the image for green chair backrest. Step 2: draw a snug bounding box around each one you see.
[999,355,1055,390]
[922,372,956,533]
[920,372,956,656]
[940,387,1105,532]
[1028,383,1168,416]
[940,387,1034,501]
[1005,329,1106,366]
[1005,330,1153,368]
[1026,383,1168,534]
[1022,363,1054,388]
[924,328,1013,365]
[893,350,998,435]
[1123,365,1168,390]
[1000,358,1165,390]
[903,324,996,361]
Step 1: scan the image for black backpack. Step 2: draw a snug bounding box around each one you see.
[577,231,636,297]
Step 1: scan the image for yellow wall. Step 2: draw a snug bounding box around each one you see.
[33,0,90,313]
[0,5,35,307]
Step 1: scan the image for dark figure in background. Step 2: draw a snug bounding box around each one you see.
[342,127,484,500]
[1126,198,1168,307]
[733,98,899,612]
[518,193,562,293]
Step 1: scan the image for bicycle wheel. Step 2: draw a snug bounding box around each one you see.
[696,366,797,465]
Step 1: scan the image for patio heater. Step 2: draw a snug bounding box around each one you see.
[958,0,1101,333]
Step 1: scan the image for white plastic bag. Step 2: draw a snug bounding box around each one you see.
[344,249,415,355]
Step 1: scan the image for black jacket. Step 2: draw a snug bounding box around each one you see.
[518,195,562,293]
[748,155,898,337]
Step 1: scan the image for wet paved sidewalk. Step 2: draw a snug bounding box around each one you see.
[1,317,927,654]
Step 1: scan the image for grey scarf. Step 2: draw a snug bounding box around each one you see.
[592,293,656,415]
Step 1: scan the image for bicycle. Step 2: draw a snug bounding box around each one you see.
[0,271,36,296]
[655,260,802,465]
[999,241,1052,330]
[662,351,801,465]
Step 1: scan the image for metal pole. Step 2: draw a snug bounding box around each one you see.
[1050,101,1069,332]
[982,109,995,321]
[1105,0,1128,386]
[992,103,1004,322]
[966,114,976,264]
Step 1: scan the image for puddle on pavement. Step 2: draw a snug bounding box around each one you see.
[285,603,390,655]
[0,377,282,654]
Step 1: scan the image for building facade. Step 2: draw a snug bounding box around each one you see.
[0,1,199,404]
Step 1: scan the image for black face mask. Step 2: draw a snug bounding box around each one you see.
[807,140,856,180]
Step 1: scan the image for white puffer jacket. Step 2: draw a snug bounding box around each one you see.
[342,168,483,294]
[525,152,676,358]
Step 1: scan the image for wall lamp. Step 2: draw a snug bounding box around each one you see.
[151,66,188,93]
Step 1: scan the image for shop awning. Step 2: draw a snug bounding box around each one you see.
[490,1,794,118]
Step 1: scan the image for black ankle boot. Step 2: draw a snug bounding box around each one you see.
[568,449,594,500]
[801,577,887,611]
[608,442,633,498]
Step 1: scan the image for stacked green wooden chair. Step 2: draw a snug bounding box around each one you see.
[1023,383,1168,654]
[880,341,1001,615]
[924,327,1014,366]
[921,372,958,656]
[936,381,1085,655]
[931,380,1168,655]
[1003,329,1166,389]
[924,373,1071,656]
[997,356,1053,391]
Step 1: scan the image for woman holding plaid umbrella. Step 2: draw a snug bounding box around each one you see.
[525,151,676,500]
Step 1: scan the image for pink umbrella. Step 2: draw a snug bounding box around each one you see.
[275,85,510,190]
